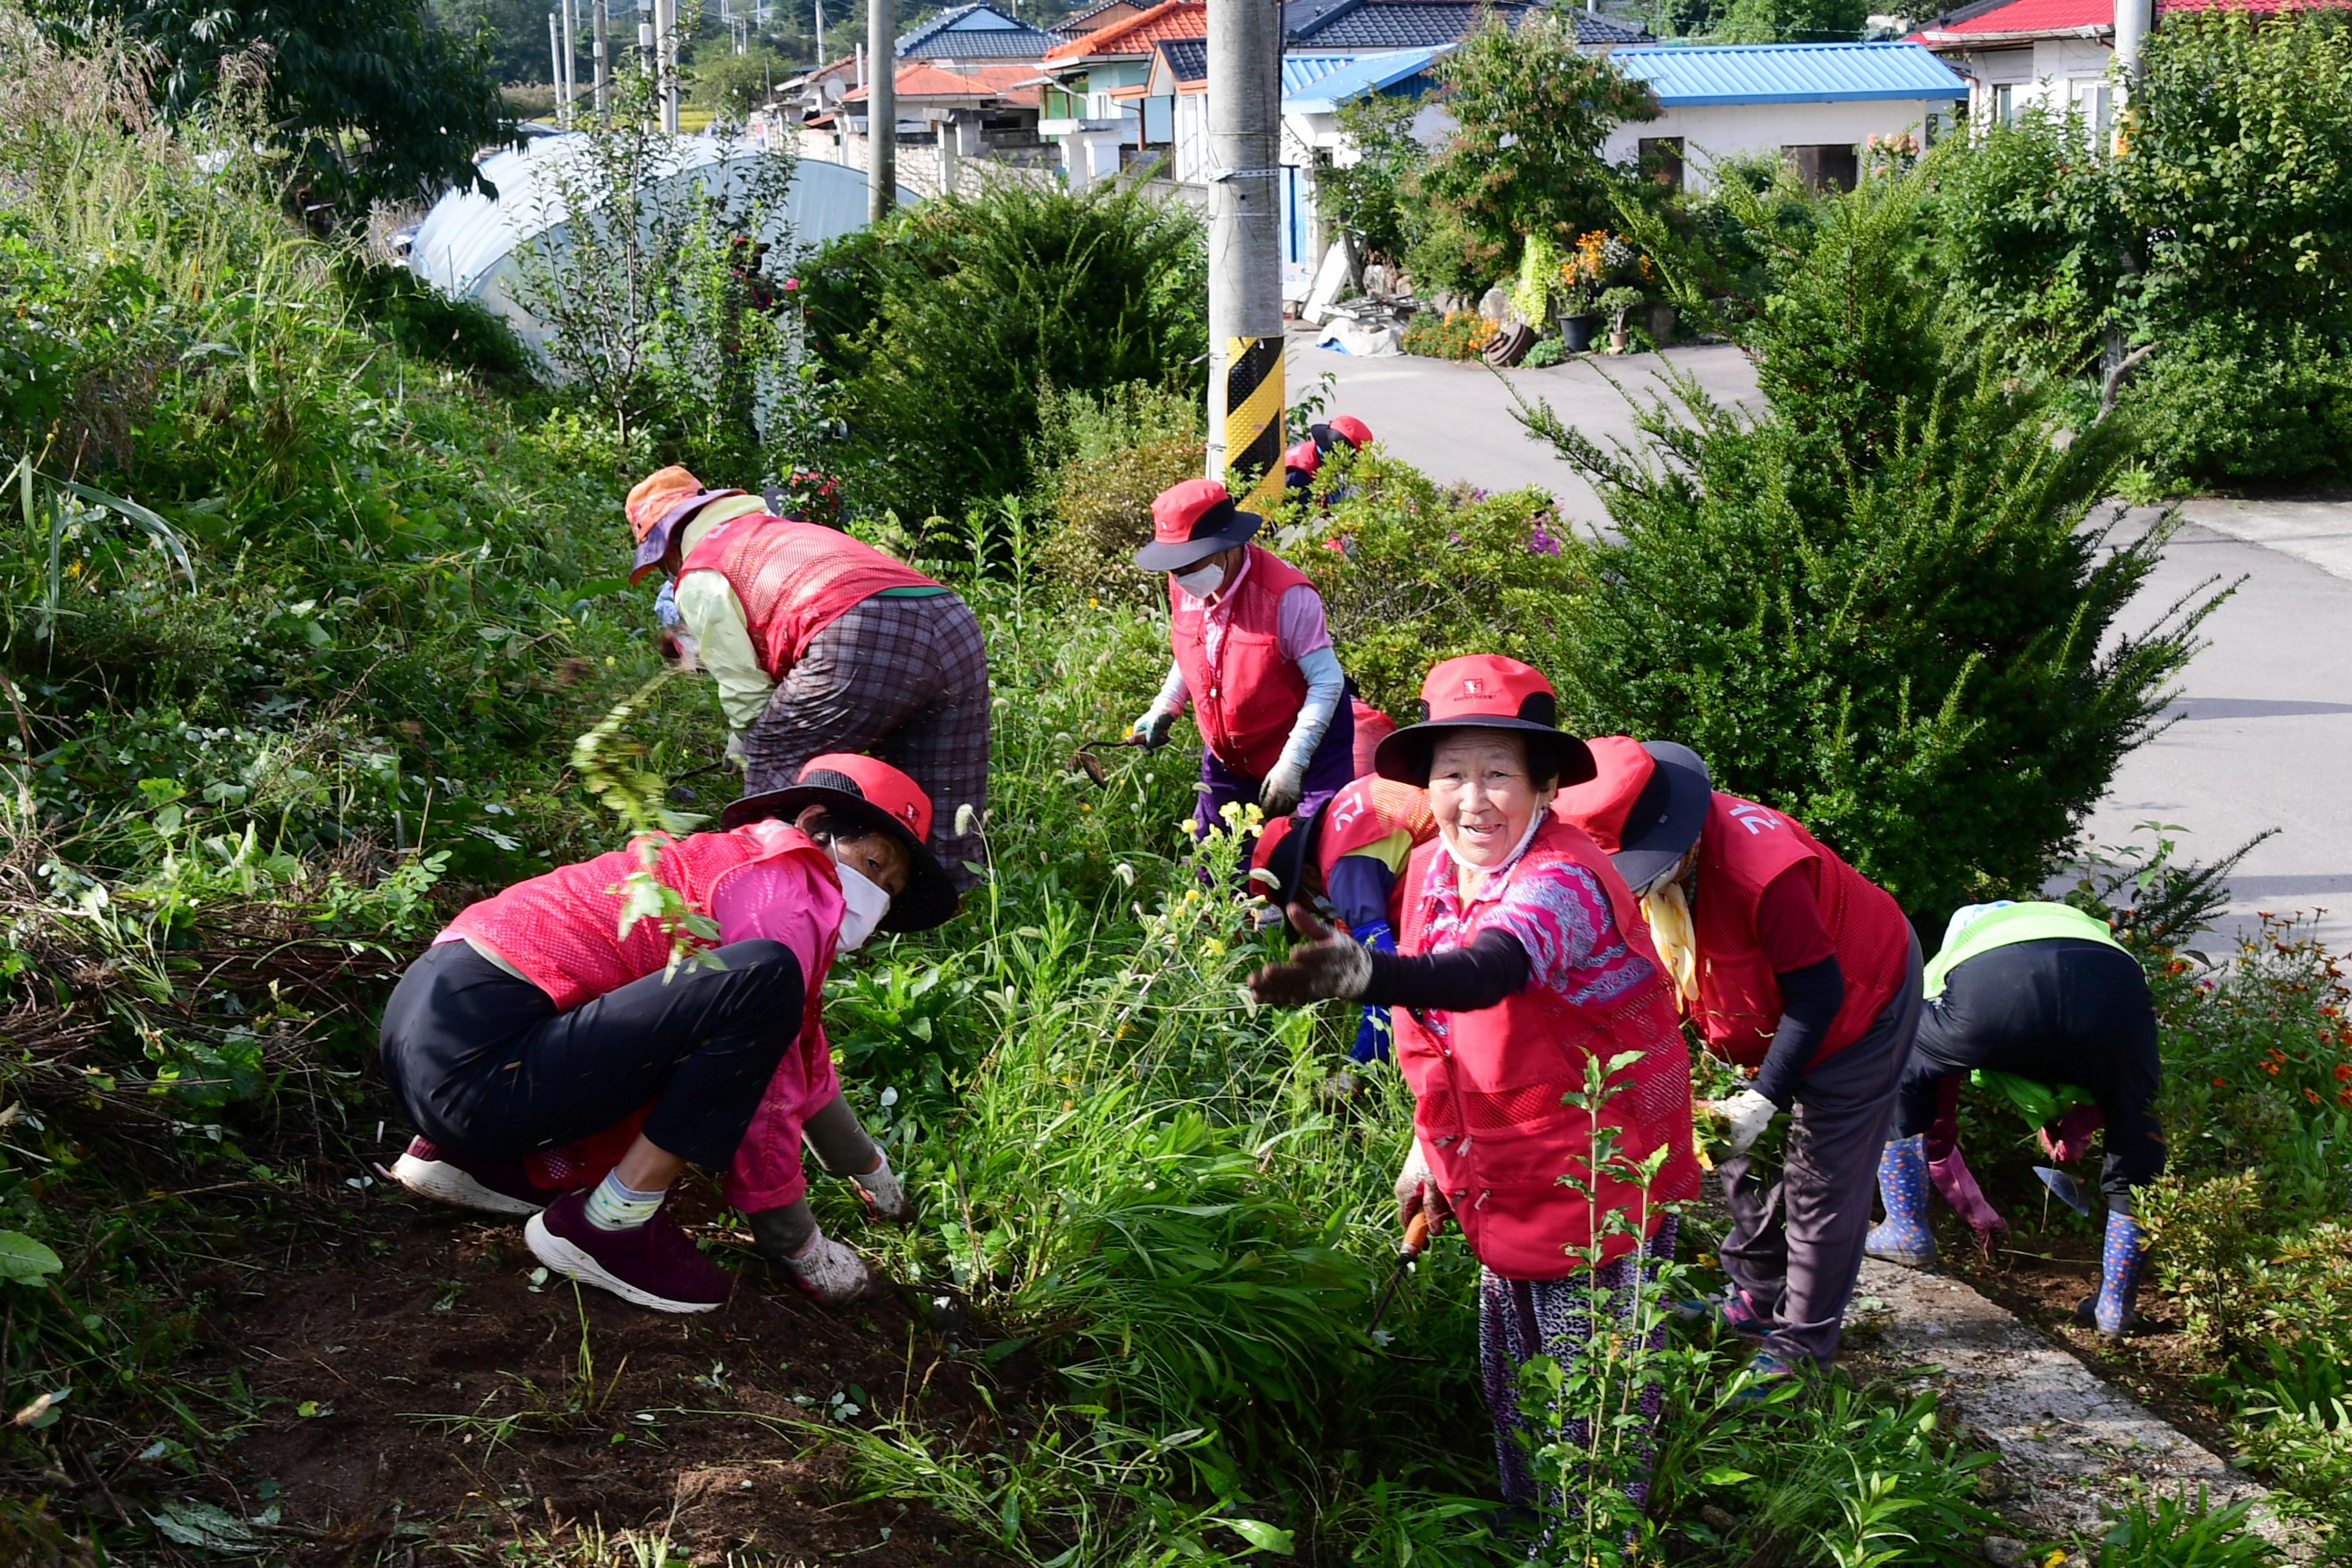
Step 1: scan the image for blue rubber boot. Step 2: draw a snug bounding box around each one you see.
[1864,1135,1937,1268]
[2076,1211,2148,1339]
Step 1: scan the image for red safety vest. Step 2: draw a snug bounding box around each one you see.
[1394,818,1701,1278]
[446,820,839,1015]
[676,514,937,680]
[1690,793,1912,1069]
[1169,544,1315,779]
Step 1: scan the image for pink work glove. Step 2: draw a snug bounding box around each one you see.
[1928,1147,2008,1240]
[2039,1104,2104,1166]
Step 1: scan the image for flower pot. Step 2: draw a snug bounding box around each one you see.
[1558,312,1597,353]
[1647,302,1678,344]
[1607,328,1629,354]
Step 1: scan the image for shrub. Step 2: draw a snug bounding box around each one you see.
[803,179,1208,525]
[2126,316,2352,492]
[1399,309,1497,360]
[1518,166,2219,921]
[332,252,532,379]
[1032,381,1204,607]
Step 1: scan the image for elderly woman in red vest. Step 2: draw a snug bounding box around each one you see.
[1250,773,1437,1063]
[1250,658,1700,1511]
[1554,740,1921,1382]
[1130,478,1356,832]
[379,756,957,1314]
[626,466,988,890]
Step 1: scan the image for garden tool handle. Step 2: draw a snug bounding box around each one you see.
[1400,1209,1429,1259]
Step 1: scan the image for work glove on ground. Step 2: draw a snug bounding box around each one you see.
[2077,1210,2148,1339]
[1257,758,1308,817]
[1248,905,1373,1005]
[1709,1088,1780,1159]
[1393,1141,1450,1247]
[850,1150,912,1222]
[1864,1134,1936,1269]
[1130,707,1177,751]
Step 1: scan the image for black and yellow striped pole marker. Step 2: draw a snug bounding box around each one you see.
[1224,333,1285,509]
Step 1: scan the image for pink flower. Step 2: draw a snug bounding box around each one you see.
[783,277,801,291]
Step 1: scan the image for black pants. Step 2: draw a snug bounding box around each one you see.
[1899,937,2163,1212]
[378,940,805,1171]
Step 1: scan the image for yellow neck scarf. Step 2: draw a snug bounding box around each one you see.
[1643,877,1700,1004]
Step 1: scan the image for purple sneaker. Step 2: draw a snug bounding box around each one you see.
[391,1137,551,1217]
[525,1191,734,1315]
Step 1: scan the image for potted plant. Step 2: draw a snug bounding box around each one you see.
[1596,286,1644,353]
[1554,231,1605,353]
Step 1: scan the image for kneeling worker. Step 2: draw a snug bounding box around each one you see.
[1129,478,1356,829]
[382,755,957,1312]
[1250,773,1438,1061]
[1282,415,1375,498]
[625,466,988,890]
[1867,899,2162,1339]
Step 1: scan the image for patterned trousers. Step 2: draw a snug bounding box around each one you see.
[740,592,990,892]
[1480,1215,1678,1512]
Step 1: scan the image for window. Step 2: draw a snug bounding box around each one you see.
[1638,135,1685,192]
[2070,77,2112,142]
[1992,82,2016,125]
[1781,142,1859,193]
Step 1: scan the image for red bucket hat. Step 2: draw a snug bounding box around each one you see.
[1372,654,1596,789]
[722,753,959,932]
[1326,415,1373,450]
[625,466,746,585]
[1133,478,1263,573]
[1551,737,1712,892]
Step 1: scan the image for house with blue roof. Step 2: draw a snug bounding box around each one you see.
[894,4,1060,66]
[1600,43,1966,193]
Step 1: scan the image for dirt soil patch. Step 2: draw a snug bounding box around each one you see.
[193,1181,1014,1567]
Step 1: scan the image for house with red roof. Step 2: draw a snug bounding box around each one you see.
[1910,0,2346,131]
[1036,0,1209,183]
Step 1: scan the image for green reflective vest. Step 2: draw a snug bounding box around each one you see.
[1922,901,2129,1000]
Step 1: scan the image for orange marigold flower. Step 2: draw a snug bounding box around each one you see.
[2308,1088,2323,1104]
[2340,1088,2352,1108]
[2335,1063,2351,1081]
[2264,1061,2281,1074]
[2213,1077,2228,1089]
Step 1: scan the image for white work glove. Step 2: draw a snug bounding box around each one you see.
[724,731,746,770]
[780,1228,875,1306]
[1393,1140,1452,1244]
[1130,706,1177,751]
[1712,1088,1781,1159]
[1249,905,1373,1004]
[850,1150,912,1222]
[1258,757,1308,816]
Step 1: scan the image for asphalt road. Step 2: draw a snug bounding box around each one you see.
[1294,333,2352,950]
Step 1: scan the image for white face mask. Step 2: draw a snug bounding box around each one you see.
[833,861,894,952]
[1171,560,1224,600]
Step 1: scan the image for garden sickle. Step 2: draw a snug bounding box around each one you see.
[1366,1210,1431,1338]
[2033,1166,2093,1217]
[1068,734,1144,786]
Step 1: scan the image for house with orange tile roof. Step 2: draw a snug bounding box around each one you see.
[1036,0,1208,183]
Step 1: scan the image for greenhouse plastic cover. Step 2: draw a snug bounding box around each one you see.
[407,132,920,346]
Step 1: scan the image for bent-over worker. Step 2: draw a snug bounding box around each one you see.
[625,465,988,889]
[1282,415,1375,498]
[1554,738,1920,1381]
[382,755,957,1313]
[1866,899,2162,1338]
[1250,772,1438,1062]
[1129,478,1355,830]
[1250,657,1700,1511]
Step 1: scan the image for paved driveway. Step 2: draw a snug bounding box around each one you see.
[1293,333,2352,950]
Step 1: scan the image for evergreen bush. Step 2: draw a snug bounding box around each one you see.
[1032,381,1204,607]
[1518,170,2222,921]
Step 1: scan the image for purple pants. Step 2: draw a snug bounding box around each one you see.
[1191,698,1357,840]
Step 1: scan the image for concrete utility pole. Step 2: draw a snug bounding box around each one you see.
[657,0,680,133]
[1204,0,1284,485]
[2113,0,2152,86]
[561,1,578,126]
[868,0,897,220]
[593,0,610,123]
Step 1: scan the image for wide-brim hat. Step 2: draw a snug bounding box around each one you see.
[721,753,959,933]
[1552,737,1712,892]
[1133,477,1262,573]
[629,486,747,585]
[1373,654,1596,790]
